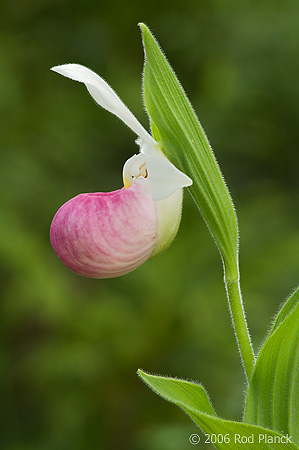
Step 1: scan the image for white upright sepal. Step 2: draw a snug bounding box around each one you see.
[51,63,155,146]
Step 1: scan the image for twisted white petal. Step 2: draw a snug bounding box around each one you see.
[145,154,192,201]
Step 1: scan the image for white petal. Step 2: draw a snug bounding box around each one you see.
[145,155,192,201]
[51,64,155,146]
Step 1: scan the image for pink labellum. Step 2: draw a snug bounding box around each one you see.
[50,179,158,278]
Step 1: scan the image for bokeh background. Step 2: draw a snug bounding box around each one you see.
[1,1,299,449]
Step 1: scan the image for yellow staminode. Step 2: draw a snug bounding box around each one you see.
[123,153,148,189]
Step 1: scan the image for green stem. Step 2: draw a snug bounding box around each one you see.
[225,277,255,381]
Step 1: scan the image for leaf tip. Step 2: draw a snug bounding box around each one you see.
[138,22,155,48]
[137,368,149,382]
[138,22,148,34]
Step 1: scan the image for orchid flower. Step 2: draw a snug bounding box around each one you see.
[50,64,192,278]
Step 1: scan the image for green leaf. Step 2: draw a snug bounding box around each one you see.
[244,299,299,446]
[138,369,216,416]
[270,285,299,333]
[139,370,298,449]
[140,23,239,281]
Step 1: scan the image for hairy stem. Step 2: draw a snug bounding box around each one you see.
[225,277,255,381]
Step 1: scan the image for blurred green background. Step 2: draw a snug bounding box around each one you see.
[1,0,299,449]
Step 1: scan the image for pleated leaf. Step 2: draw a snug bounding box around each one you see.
[139,370,297,449]
[138,369,216,417]
[244,289,299,446]
[270,285,299,333]
[140,23,239,281]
